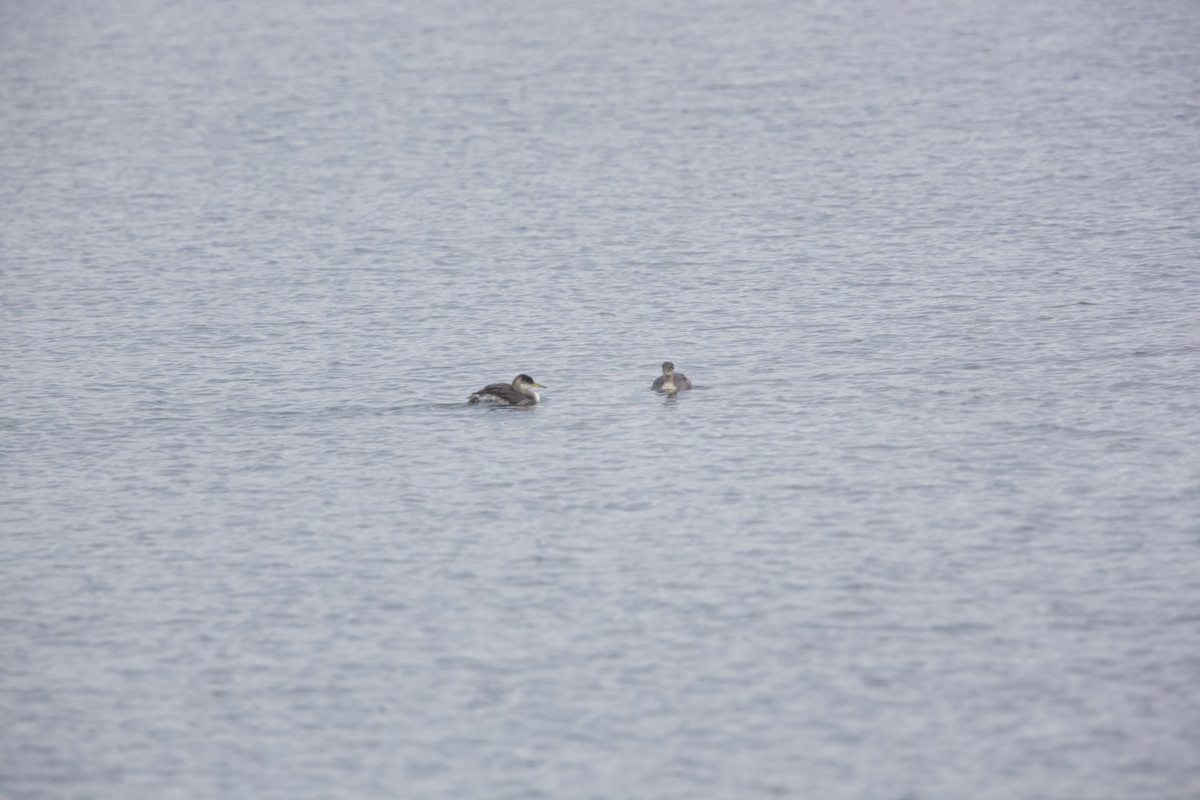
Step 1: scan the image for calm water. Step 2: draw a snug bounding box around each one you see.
[3,0,1199,798]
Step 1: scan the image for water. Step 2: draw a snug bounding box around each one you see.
[3,0,1199,797]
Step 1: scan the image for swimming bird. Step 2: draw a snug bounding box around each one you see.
[468,374,545,406]
[651,361,693,393]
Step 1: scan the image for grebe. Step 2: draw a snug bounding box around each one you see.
[651,361,693,393]
[468,374,545,406]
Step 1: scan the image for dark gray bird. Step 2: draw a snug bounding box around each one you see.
[651,361,693,393]
[468,374,545,406]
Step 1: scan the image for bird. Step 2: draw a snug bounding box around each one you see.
[651,361,693,394]
[468,374,546,406]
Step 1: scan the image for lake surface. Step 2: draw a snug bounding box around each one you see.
[2,0,1199,798]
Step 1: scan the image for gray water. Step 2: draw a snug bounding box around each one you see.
[3,0,1199,798]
